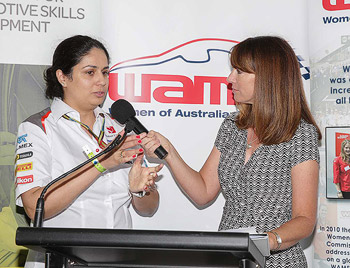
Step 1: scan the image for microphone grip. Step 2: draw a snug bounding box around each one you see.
[127,118,168,159]
[130,117,148,134]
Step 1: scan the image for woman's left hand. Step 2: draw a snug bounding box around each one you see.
[128,154,164,193]
[101,131,146,170]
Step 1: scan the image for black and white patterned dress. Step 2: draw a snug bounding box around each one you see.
[215,112,320,267]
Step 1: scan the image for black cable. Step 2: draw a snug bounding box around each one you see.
[33,130,128,227]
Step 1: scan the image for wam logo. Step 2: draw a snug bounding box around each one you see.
[323,0,350,11]
[108,38,309,105]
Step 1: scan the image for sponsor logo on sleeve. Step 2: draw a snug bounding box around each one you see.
[15,162,33,174]
[16,175,34,185]
[17,143,33,149]
[17,134,28,144]
[15,151,33,162]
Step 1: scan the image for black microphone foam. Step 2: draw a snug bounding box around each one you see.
[111,99,136,124]
[110,99,168,159]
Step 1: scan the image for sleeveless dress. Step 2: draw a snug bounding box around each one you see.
[215,112,320,267]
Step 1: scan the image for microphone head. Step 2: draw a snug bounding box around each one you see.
[110,99,136,124]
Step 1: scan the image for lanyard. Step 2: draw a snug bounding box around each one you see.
[63,114,107,149]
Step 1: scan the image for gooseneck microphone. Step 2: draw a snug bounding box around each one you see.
[33,131,128,227]
[111,99,168,159]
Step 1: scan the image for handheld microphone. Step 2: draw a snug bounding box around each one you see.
[111,99,168,159]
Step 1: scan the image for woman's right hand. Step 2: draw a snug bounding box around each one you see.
[141,130,172,159]
[101,132,146,170]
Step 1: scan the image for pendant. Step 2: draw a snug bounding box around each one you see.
[247,144,252,149]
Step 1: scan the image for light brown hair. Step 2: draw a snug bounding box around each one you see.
[340,139,350,162]
[231,36,321,144]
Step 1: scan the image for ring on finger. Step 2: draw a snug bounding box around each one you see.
[120,151,124,158]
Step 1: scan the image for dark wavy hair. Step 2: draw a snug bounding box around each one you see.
[44,35,110,100]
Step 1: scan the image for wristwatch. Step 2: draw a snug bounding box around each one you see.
[130,190,146,198]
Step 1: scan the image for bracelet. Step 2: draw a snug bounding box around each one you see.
[82,145,107,173]
[270,231,282,251]
[130,190,146,198]
[91,158,107,173]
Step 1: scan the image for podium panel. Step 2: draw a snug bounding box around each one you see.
[16,227,265,268]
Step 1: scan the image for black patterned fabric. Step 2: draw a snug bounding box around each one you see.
[215,112,320,268]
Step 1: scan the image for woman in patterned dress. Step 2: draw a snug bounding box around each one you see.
[142,36,321,267]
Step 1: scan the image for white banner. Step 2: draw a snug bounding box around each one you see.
[309,0,350,267]
[0,0,101,65]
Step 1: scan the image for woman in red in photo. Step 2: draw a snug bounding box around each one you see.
[333,139,350,199]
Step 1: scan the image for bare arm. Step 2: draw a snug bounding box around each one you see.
[333,158,343,198]
[267,160,319,251]
[21,134,146,221]
[132,191,160,217]
[142,131,221,206]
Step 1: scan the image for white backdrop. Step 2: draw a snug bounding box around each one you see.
[100,0,310,231]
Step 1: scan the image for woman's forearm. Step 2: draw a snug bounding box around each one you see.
[164,144,221,206]
[268,215,316,251]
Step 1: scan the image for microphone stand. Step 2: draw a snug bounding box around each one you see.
[33,127,131,227]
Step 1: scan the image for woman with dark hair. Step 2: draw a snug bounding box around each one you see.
[142,36,320,267]
[14,35,162,268]
[333,139,350,199]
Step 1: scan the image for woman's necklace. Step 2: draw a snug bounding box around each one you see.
[247,130,258,149]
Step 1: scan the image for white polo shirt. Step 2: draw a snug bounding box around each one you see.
[15,98,133,229]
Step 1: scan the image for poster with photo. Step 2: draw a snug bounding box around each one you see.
[325,126,350,199]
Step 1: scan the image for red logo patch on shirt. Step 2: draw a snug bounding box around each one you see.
[17,175,34,185]
[106,126,116,133]
[16,162,33,174]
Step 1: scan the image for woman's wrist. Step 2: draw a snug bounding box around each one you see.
[130,189,146,198]
[99,155,113,170]
[83,145,107,173]
[268,231,282,251]
[163,143,178,163]
[267,232,276,251]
